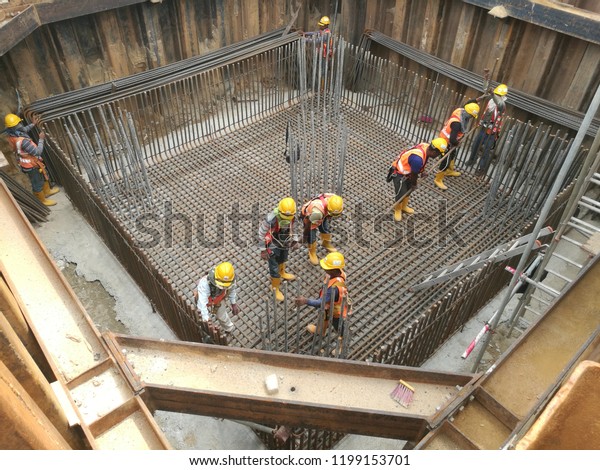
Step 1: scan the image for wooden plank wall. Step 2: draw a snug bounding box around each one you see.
[0,0,597,143]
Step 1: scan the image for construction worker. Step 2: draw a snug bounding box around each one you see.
[467,84,508,174]
[193,262,239,334]
[301,193,344,265]
[295,251,350,338]
[387,138,448,222]
[434,101,480,190]
[258,197,299,302]
[305,16,333,91]
[4,113,59,206]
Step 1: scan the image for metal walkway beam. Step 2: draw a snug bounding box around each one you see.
[105,333,476,442]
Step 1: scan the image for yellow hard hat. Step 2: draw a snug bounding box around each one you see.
[464,102,480,118]
[278,197,296,220]
[5,113,21,128]
[214,262,235,288]
[494,84,508,96]
[430,137,448,155]
[327,195,343,216]
[320,252,345,270]
[318,16,330,27]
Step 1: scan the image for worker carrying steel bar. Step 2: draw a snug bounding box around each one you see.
[258,197,300,302]
[300,193,344,265]
[4,113,59,206]
[467,84,508,175]
[434,101,480,190]
[387,138,448,221]
[295,252,351,338]
[193,262,239,335]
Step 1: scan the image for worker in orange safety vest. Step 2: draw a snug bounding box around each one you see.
[300,193,344,265]
[4,113,60,206]
[434,101,479,190]
[387,138,447,221]
[295,252,351,339]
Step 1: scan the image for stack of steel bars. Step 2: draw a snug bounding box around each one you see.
[363,30,600,137]
[0,170,50,223]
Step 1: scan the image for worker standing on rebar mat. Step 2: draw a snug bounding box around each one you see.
[295,252,351,338]
[387,138,448,222]
[300,193,344,265]
[434,101,479,190]
[304,16,334,91]
[193,262,239,335]
[4,113,60,206]
[258,197,299,302]
[467,84,508,175]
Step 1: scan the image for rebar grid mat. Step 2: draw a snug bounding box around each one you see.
[108,102,532,359]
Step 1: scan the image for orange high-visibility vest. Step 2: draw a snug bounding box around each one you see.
[8,135,39,170]
[392,143,428,175]
[301,193,335,228]
[439,108,464,142]
[320,272,349,319]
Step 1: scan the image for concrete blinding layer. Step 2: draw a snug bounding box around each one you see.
[34,35,581,365]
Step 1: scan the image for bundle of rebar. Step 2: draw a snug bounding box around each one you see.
[0,170,50,223]
[364,30,600,137]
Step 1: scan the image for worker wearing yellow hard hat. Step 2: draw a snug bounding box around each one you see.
[4,113,60,206]
[295,251,351,340]
[387,138,447,221]
[193,261,240,335]
[467,84,509,175]
[258,197,300,302]
[300,193,344,265]
[434,100,480,190]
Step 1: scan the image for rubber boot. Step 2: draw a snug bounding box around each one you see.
[271,277,284,302]
[278,263,296,281]
[320,233,337,252]
[43,181,60,196]
[34,191,57,206]
[401,196,415,214]
[446,160,461,177]
[393,201,403,222]
[308,242,319,266]
[306,320,328,335]
[434,171,448,190]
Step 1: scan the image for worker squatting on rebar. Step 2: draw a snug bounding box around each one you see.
[300,193,344,265]
[4,113,60,206]
[467,84,508,175]
[295,251,351,340]
[258,197,300,302]
[434,101,480,190]
[387,138,448,222]
[193,262,240,335]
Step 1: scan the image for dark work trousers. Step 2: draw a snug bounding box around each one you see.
[268,245,289,278]
[392,174,414,202]
[303,216,332,244]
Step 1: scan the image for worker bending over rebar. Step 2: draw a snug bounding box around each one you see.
[387,138,447,222]
[300,193,344,265]
[193,262,240,335]
[434,101,479,190]
[295,252,351,341]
